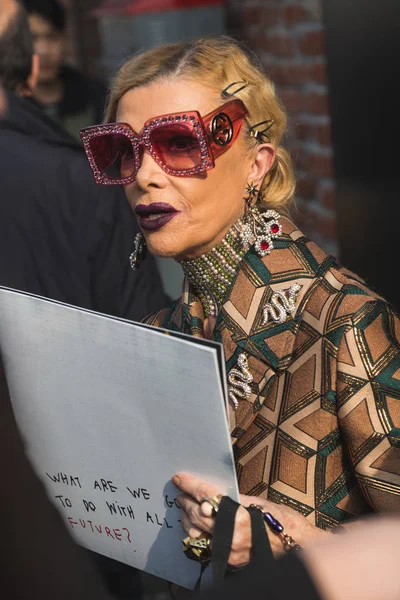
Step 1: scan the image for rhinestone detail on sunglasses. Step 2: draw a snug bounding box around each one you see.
[80,100,248,185]
[80,118,213,185]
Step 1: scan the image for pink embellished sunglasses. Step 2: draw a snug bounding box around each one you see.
[80,99,248,185]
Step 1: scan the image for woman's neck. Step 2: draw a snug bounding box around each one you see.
[178,206,283,319]
[179,215,251,318]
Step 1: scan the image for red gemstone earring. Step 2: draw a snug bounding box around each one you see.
[241,182,282,257]
[253,209,282,257]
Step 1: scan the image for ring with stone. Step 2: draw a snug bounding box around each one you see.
[199,495,221,517]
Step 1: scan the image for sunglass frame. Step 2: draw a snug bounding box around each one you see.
[80,99,248,185]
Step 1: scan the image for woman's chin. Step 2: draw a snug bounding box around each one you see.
[145,238,182,260]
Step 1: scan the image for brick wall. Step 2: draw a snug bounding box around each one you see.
[226,0,337,254]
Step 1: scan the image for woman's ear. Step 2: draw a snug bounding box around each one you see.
[247,143,276,187]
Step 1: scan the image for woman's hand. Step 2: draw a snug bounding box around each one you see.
[173,473,329,567]
[174,473,253,567]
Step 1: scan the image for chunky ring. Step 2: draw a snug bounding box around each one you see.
[199,495,221,517]
[182,534,212,564]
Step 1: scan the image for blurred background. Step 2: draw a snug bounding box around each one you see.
[56,0,400,313]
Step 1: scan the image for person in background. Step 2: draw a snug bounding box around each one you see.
[22,0,106,140]
[0,0,168,323]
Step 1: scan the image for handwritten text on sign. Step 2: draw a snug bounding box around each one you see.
[45,471,181,552]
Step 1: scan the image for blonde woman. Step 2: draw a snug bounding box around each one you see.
[81,37,400,567]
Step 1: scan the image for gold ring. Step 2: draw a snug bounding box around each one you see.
[182,534,212,564]
[199,495,222,517]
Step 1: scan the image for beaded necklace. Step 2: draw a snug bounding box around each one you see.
[180,218,248,317]
[180,208,282,317]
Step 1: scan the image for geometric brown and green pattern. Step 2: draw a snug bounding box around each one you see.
[145,218,400,528]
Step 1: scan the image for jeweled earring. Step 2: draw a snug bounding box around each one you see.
[240,182,282,258]
[129,232,147,271]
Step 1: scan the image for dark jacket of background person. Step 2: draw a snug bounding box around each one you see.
[0,90,168,321]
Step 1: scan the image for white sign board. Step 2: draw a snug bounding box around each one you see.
[0,288,239,590]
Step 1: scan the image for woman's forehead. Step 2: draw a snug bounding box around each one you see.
[116,79,219,129]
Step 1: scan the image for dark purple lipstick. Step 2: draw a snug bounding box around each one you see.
[135,203,179,232]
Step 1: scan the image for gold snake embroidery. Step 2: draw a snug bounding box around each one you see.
[228,353,253,409]
[262,283,301,325]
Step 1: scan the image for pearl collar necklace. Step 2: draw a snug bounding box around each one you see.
[179,208,282,317]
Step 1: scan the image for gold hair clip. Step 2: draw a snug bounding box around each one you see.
[222,81,249,98]
[249,119,274,142]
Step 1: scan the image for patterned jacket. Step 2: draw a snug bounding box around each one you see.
[145,218,400,528]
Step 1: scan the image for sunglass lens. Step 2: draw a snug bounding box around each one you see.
[89,133,136,180]
[150,124,202,171]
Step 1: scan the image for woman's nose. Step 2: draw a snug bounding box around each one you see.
[135,148,168,190]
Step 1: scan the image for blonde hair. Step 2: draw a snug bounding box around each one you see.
[105,36,295,211]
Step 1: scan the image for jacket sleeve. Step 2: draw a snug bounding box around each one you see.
[337,299,400,511]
